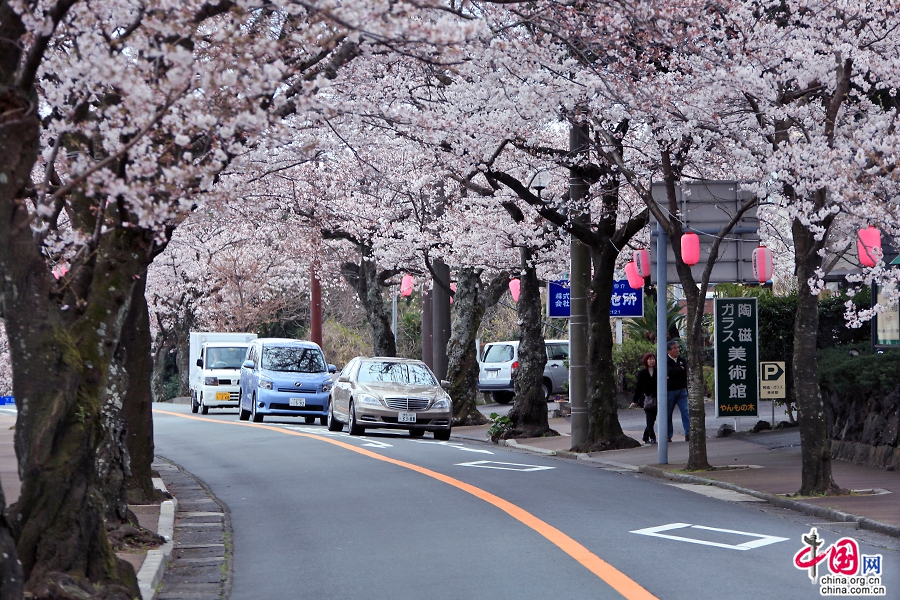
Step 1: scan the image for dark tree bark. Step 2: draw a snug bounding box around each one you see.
[0,485,23,600]
[506,248,555,438]
[324,232,398,358]
[792,217,842,495]
[122,276,161,505]
[446,268,509,426]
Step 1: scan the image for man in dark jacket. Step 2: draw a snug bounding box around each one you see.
[666,340,690,442]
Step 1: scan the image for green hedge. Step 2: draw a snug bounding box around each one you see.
[818,345,900,398]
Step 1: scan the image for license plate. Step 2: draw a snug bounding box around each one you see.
[487,371,498,379]
[215,392,230,401]
[398,412,416,423]
[289,397,306,407]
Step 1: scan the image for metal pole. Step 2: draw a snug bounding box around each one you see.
[422,290,433,370]
[431,260,451,380]
[657,224,669,464]
[569,123,590,449]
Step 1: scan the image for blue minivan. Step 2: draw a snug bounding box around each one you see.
[239,338,336,423]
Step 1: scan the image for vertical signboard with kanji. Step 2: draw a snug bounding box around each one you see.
[714,298,759,417]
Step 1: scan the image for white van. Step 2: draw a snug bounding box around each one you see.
[477,339,569,404]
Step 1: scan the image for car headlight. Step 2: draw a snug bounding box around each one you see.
[358,394,381,406]
[258,379,273,390]
[432,398,450,410]
[204,377,218,386]
[322,382,332,393]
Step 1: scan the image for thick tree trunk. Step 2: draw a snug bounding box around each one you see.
[682,280,712,470]
[507,249,555,439]
[0,96,143,592]
[151,332,173,402]
[3,232,144,597]
[0,485,22,600]
[577,247,640,451]
[447,268,509,426]
[122,277,161,505]
[792,223,842,496]
[176,308,196,397]
[0,77,32,600]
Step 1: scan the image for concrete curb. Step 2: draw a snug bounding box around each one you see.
[637,465,900,540]
[137,478,178,600]
[503,439,557,455]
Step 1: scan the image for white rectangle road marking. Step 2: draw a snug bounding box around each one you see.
[631,522,789,550]
[456,460,555,472]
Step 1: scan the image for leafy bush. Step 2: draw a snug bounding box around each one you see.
[818,345,900,398]
[613,336,655,394]
[487,412,513,441]
[702,365,715,398]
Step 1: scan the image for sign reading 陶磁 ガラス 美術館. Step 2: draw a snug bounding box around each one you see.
[547,279,643,319]
[714,298,758,417]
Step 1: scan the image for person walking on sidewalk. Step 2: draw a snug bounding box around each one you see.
[666,340,690,442]
[631,352,658,444]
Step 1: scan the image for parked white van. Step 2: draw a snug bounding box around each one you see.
[477,339,569,404]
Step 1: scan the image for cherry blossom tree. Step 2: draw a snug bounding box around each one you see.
[0,0,482,594]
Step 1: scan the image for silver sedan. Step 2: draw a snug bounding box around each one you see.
[328,357,452,440]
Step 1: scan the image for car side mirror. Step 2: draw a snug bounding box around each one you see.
[242,360,255,370]
[196,358,203,368]
[328,364,337,374]
[338,375,350,383]
[440,380,450,390]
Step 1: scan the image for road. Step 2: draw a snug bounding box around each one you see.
[153,405,899,600]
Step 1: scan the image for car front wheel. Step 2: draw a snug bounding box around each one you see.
[327,400,343,432]
[238,390,250,420]
[200,393,209,415]
[434,428,451,441]
[541,380,551,401]
[251,395,263,423]
[348,401,365,436]
[190,392,199,414]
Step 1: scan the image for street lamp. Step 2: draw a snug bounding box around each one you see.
[529,170,552,201]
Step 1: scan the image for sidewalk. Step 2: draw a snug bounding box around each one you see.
[0,412,176,600]
[454,414,900,537]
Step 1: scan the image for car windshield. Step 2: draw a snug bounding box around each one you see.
[206,347,248,369]
[357,361,436,385]
[483,344,514,363]
[261,347,326,373]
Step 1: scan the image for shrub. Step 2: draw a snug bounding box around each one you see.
[613,336,655,394]
[818,345,900,398]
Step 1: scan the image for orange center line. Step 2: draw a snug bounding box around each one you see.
[154,409,658,600]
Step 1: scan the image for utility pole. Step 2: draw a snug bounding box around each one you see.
[569,122,590,449]
[431,260,451,380]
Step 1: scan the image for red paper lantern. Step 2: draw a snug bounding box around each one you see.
[400,274,414,297]
[681,232,700,266]
[633,248,651,278]
[509,278,520,302]
[625,261,644,288]
[449,282,456,305]
[857,225,882,267]
[752,246,773,283]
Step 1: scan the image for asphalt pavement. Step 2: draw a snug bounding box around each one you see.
[2,399,898,599]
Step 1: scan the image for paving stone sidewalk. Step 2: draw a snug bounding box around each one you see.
[153,459,233,600]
